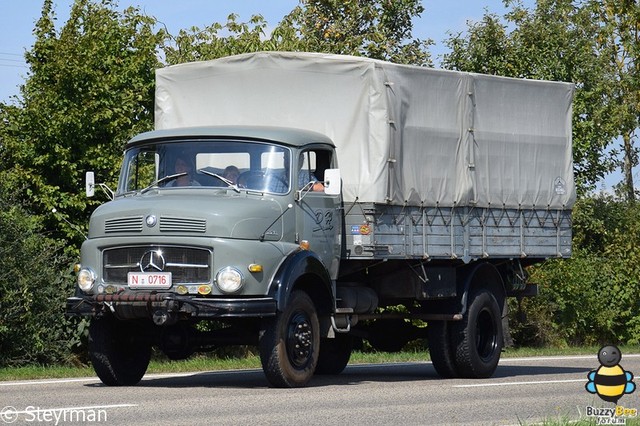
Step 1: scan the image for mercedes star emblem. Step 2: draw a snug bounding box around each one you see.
[140,250,166,272]
[146,215,157,227]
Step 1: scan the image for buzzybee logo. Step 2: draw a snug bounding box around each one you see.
[585,345,637,424]
[586,345,635,403]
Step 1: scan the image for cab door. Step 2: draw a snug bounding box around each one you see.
[295,148,341,279]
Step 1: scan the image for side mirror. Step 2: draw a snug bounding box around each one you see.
[324,169,341,196]
[85,171,114,200]
[86,171,95,197]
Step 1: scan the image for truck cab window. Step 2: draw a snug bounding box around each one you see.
[124,150,158,192]
[117,141,292,194]
[300,149,332,192]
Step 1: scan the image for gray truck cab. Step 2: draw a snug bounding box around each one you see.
[68,126,344,387]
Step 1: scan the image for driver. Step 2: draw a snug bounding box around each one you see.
[168,155,200,187]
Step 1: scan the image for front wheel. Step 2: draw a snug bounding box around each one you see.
[259,290,320,387]
[452,290,503,378]
[88,317,152,386]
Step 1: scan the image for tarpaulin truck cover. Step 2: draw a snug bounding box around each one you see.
[155,51,575,209]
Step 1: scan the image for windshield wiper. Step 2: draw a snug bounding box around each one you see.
[198,169,241,193]
[140,172,186,194]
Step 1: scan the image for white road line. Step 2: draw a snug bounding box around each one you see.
[0,370,252,387]
[0,377,99,387]
[500,353,640,363]
[453,378,586,388]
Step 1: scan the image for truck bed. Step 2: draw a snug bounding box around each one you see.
[343,203,571,262]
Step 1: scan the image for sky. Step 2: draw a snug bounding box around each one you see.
[0,0,628,189]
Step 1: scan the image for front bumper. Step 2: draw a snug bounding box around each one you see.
[66,291,277,320]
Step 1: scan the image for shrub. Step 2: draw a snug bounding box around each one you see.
[0,195,75,367]
[510,196,640,347]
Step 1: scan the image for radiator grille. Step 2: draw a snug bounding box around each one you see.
[103,246,211,285]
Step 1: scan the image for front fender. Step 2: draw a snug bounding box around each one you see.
[268,249,334,314]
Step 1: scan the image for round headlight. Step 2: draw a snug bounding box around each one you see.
[215,267,244,294]
[77,267,97,292]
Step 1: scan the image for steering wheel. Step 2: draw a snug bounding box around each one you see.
[238,170,265,189]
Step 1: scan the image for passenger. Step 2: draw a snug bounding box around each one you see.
[301,171,324,192]
[223,165,240,185]
[298,152,324,192]
[266,154,324,193]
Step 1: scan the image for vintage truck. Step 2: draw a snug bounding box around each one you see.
[66,52,575,388]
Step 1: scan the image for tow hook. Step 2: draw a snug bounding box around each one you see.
[153,309,177,326]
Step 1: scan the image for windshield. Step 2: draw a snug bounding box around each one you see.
[117,140,291,195]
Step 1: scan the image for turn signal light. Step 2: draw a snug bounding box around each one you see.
[248,264,263,273]
[198,285,212,295]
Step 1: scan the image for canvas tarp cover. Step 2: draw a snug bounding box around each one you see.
[155,51,575,209]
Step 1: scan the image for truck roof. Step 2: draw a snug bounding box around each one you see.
[128,125,335,148]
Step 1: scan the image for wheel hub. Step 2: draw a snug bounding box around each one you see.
[476,308,497,362]
[287,312,314,368]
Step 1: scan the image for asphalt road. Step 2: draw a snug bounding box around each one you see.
[2,354,640,425]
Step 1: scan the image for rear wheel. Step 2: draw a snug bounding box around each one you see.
[452,290,503,378]
[160,324,194,361]
[259,290,319,387]
[315,333,352,375]
[427,320,458,378]
[88,317,151,386]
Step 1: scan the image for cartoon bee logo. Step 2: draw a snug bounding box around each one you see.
[586,345,635,403]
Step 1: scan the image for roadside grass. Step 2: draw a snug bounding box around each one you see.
[2,345,639,381]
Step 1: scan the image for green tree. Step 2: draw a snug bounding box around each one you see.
[278,0,432,65]
[442,0,619,193]
[163,0,432,66]
[163,13,271,64]
[0,0,163,248]
[591,1,639,201]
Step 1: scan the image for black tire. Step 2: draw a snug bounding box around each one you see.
[427,320,458,378]
[259,290,319,388]
[88,317,152,386]
[452,290,503,378]
[315,333,352,375]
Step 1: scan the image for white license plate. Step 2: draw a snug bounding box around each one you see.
[128,272,172,289]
